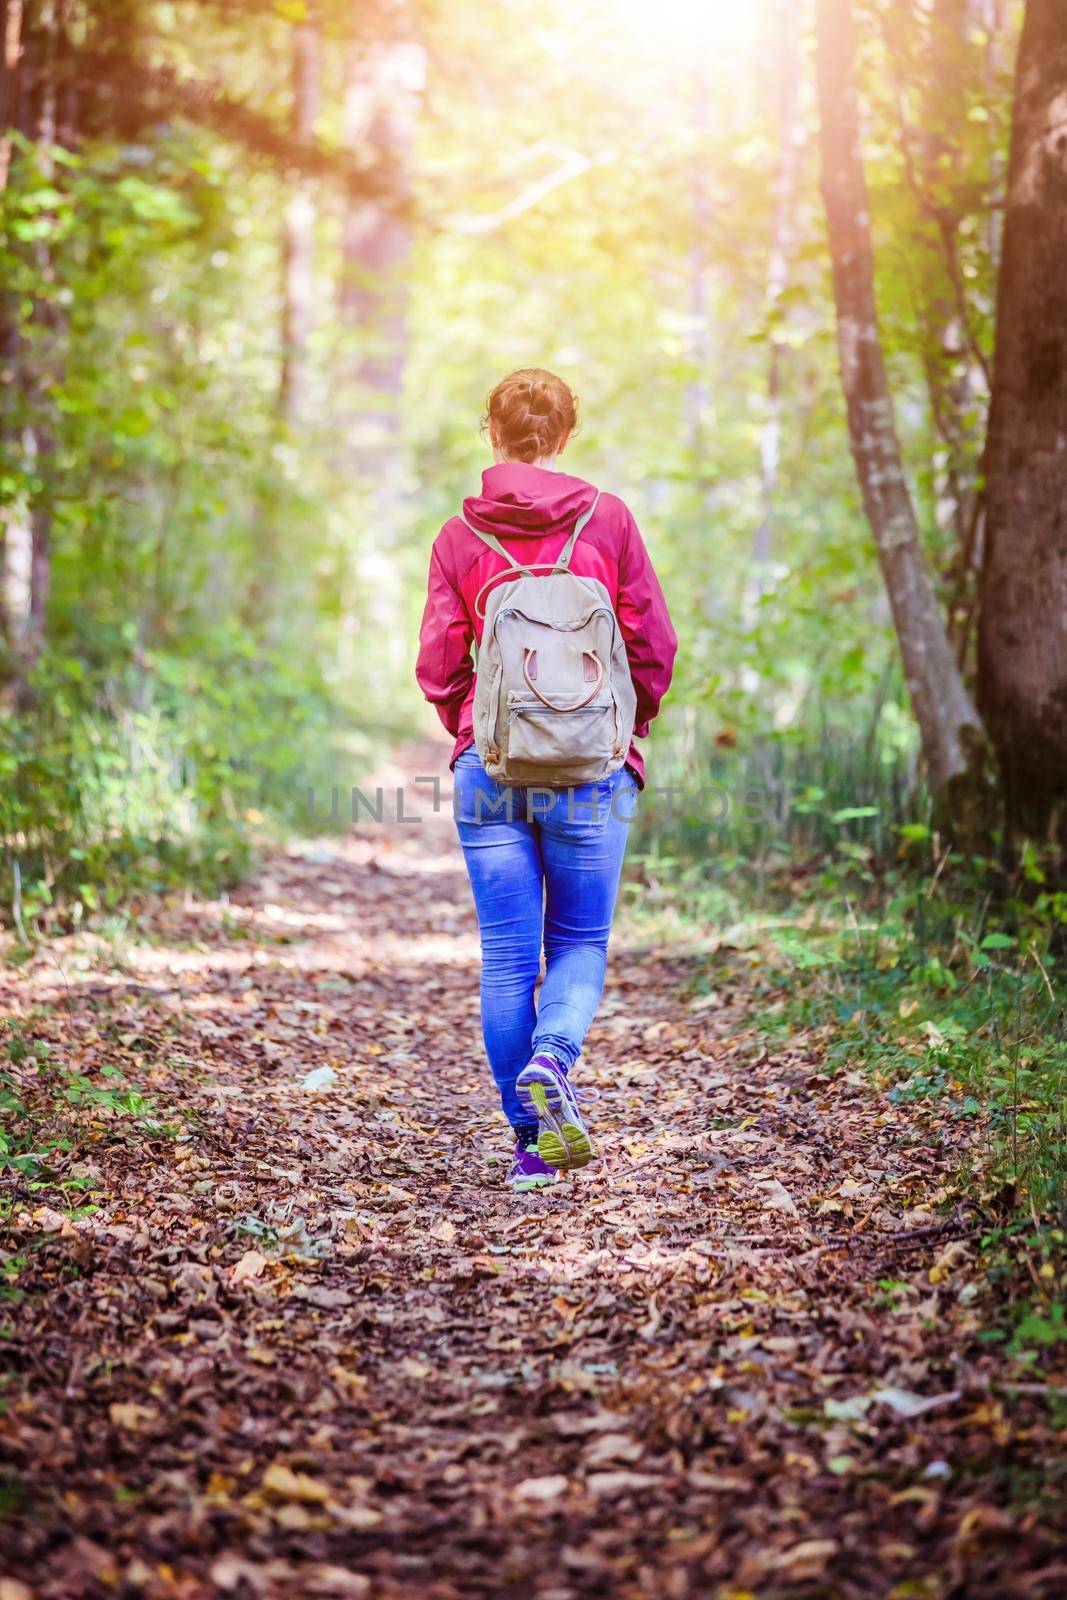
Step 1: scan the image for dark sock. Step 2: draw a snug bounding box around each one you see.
[513,1122,538,1148]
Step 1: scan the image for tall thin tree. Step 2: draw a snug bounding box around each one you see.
[0,0,24,657]
[753,0,804,576]
[280,7,321,427]
[815,0,988,816]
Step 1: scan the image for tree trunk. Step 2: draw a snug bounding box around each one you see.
[983,0,1007,275]
[279,11,320,427]
[338,38,422,466]
[336,37,423,693]
[24,0,56,692]
[2,0,42,694]
[978,0,1067,844]
[815,0,989,814]
[0,0,22,193]
[753,0,803,575]
[0,0,23,655]
[684,55,712,461]
[919,0,982,558]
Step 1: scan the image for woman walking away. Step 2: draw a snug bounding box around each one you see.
[416,369,676,1192]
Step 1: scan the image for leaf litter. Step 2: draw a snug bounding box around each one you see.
[0,752,1064,1599]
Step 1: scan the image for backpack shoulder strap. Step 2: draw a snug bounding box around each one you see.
[460,516,532,578]
[554,490,601,572]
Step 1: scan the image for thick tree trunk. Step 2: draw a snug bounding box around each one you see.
[279,13,320,427]
[978,0,1067,843]
[815,0,988,812]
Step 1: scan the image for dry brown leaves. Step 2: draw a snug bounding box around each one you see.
[0,751,1064,1599]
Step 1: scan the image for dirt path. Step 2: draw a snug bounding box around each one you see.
[1,749,1062,1599]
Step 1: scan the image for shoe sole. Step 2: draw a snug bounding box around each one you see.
[509,1171,561,1194]
[518,1071,595,1172]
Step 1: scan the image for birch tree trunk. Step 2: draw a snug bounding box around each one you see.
[978,0,1067,844]
[0,0,23,656]
[815,0,989,816]
[919,0,983,561]
[279,11,320,427]
[24,0,57,695]
[3,0,60,699]
[753,0,803,574]
[684,54,712,461]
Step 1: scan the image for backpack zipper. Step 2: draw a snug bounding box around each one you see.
[508,704,607,722]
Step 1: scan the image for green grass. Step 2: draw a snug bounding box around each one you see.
[0,1018,181,1203]
[624,723,1067,1346]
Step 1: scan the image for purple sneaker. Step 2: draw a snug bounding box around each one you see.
[516,1053,596,1172]
[506,1143,561,1193]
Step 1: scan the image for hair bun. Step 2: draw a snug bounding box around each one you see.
[483,368,579,463]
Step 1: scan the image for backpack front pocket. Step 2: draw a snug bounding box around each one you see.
[505,696,616,773]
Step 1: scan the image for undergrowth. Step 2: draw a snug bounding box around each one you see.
[625,729,1067,1352]
[0,1018,177,1205]
[0,647,396,939]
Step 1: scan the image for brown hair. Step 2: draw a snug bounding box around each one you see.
[482,368,579,463]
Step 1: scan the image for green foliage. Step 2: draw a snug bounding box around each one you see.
[625,710,1065,1341]
[0,640,343,929]
[0,1019,175,1205]
[0,119,389,926]
[0,0,1032,924]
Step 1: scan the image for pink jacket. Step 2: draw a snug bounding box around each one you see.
[415,463,676,786]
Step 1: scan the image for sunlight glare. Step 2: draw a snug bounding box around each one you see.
[611,0,760,50]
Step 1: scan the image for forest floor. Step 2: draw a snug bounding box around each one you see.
[1,746,1064,1600]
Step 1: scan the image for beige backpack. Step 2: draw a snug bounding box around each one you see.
[467,492,637,787]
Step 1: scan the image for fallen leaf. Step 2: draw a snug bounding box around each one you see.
[757,1178,799,1217]
[583,1432,643,1467]
[32,1206,68,1234]
[301,1065,337,1091]
[108,1402,157,1430]
[773,1539,839,1580]
[261,1462,332,1504]
[955,1505,1015,1547]
[303,1567,370,1597]
[687,1472,750,1492]
[231,1249,269,1284]
[586,1471,662,1496]
[824,1394,872,1422]
[293,1284,352,1309]
[871,1387,962,1418]
[331,1365,368,1397]
[333,1505,384,1531]
[209,1555,267,1594]
[514,1475,568,1501]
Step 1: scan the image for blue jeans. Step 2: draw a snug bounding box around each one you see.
[452,747,637,1132]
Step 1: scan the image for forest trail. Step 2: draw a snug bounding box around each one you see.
[1,747,1062,1600]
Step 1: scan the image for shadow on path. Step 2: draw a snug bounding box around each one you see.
[0,744,1062,1598]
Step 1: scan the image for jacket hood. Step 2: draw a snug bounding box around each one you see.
[462,462,597,540]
